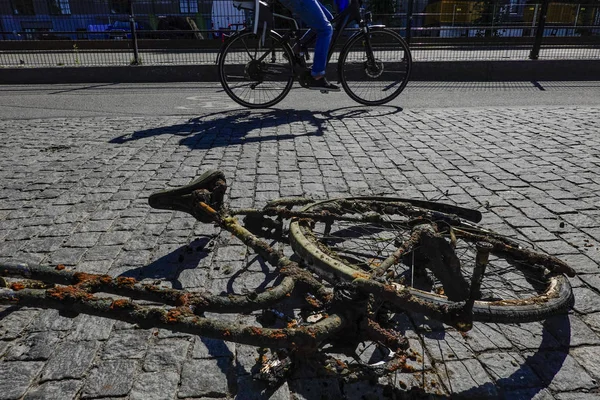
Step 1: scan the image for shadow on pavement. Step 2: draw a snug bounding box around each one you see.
[108,105,403,150]
[109,109,327,149]
[118,236,212,290]
[111,239,571,399]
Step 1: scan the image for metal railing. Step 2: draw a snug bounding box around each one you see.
[0,0,598,67]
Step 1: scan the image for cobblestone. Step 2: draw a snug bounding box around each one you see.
[81,359,137,398]
[1,106,600,398]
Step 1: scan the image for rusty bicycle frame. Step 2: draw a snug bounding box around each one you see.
[0,170,576,379]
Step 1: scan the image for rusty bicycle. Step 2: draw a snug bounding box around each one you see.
[0,170,575,379]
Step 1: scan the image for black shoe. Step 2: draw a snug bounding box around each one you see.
[307,76,340,92]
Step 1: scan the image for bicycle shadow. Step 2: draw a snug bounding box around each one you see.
[107,225,573,399]
[107,105,404,150]
[394,312,572,399]
[108,109,327,150]
[117,236,213,290]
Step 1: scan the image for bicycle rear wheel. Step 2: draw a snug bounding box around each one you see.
[289,197,574,323]
[338,29,412,106]
[218,30,294,108]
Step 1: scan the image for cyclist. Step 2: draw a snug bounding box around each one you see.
[277,0,340,92]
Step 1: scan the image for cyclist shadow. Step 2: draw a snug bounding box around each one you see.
[108,105,404,150]
[109,109,327,150]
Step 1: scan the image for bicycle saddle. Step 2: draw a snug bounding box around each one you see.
[148,170,226,222]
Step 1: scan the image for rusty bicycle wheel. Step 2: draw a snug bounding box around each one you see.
[289,197,574,324]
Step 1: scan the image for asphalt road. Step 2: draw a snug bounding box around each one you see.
[2,81,600,119]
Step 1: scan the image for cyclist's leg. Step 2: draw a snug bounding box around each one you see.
[277,0,333,77]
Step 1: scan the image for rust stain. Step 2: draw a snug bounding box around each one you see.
[47,286,93,301]
[116,277,137,287]
[166,309,183,323]
[352,271,370,280]
[74,272,112,286]
[110,299,133,310]
[176,293,191,306]
[268,330,287,340]
[250,326,263,336]
[55,264,66,271]
[10,282,25,291]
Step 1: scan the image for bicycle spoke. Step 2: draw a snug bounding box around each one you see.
[289,197,574,323]
[218,31,294,108]
[340,29,412,105]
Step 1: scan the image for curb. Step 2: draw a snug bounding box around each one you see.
[1,60,599,84]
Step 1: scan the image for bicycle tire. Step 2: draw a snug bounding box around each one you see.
[218,30,294,108]
[288,197,574,324]
[338,29,412,106]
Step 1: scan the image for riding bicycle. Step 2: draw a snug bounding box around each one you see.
[217,0,412,107]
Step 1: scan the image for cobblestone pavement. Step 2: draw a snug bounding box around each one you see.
[1,105,600,399]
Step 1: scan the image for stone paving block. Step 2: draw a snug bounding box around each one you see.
[178,358,233,398]
[0,309,38,340]
[235,375,291,400]
[544,314,600,347]
[462,323,513,352]
[82,245,122,262]
[68,314,115,341]
[234,343,262,375]
[478,351,542,390]
[422,330,474,362]
[503,388,555,400]
[144,338,191,372]
[572,287,600,314]
[193,336,235,359]
[570,345,600,382]
[129,370,180,400]
[48,247,87,265]
[102,329,151,359]
[23,379,82,400]
[4,331,63,361]
[342,380,391,400]
[0,361,44,400]
[75,260,113,274]
[582,312,600,335]
[40,340,100,381]
[559,253,600,275]
[500,322,562,351]
[288,378,343,400]
[0,340,9,357]
[434,358,498,398]
[82,359,137,398]
[392,371,448,396]
[524,350,596,392]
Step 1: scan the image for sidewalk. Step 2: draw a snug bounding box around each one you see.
[2,59,600,84]
[1,102,600,399]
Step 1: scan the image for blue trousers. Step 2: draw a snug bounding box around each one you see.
[277,0,333,77]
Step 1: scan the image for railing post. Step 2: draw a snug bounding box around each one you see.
[529,0,550,60]
[129,0,140,65]
[406,0,414,44]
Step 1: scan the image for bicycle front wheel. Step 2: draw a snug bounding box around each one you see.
[218,30,294,108]
[338,29,412,106]
[289,197,574,324]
